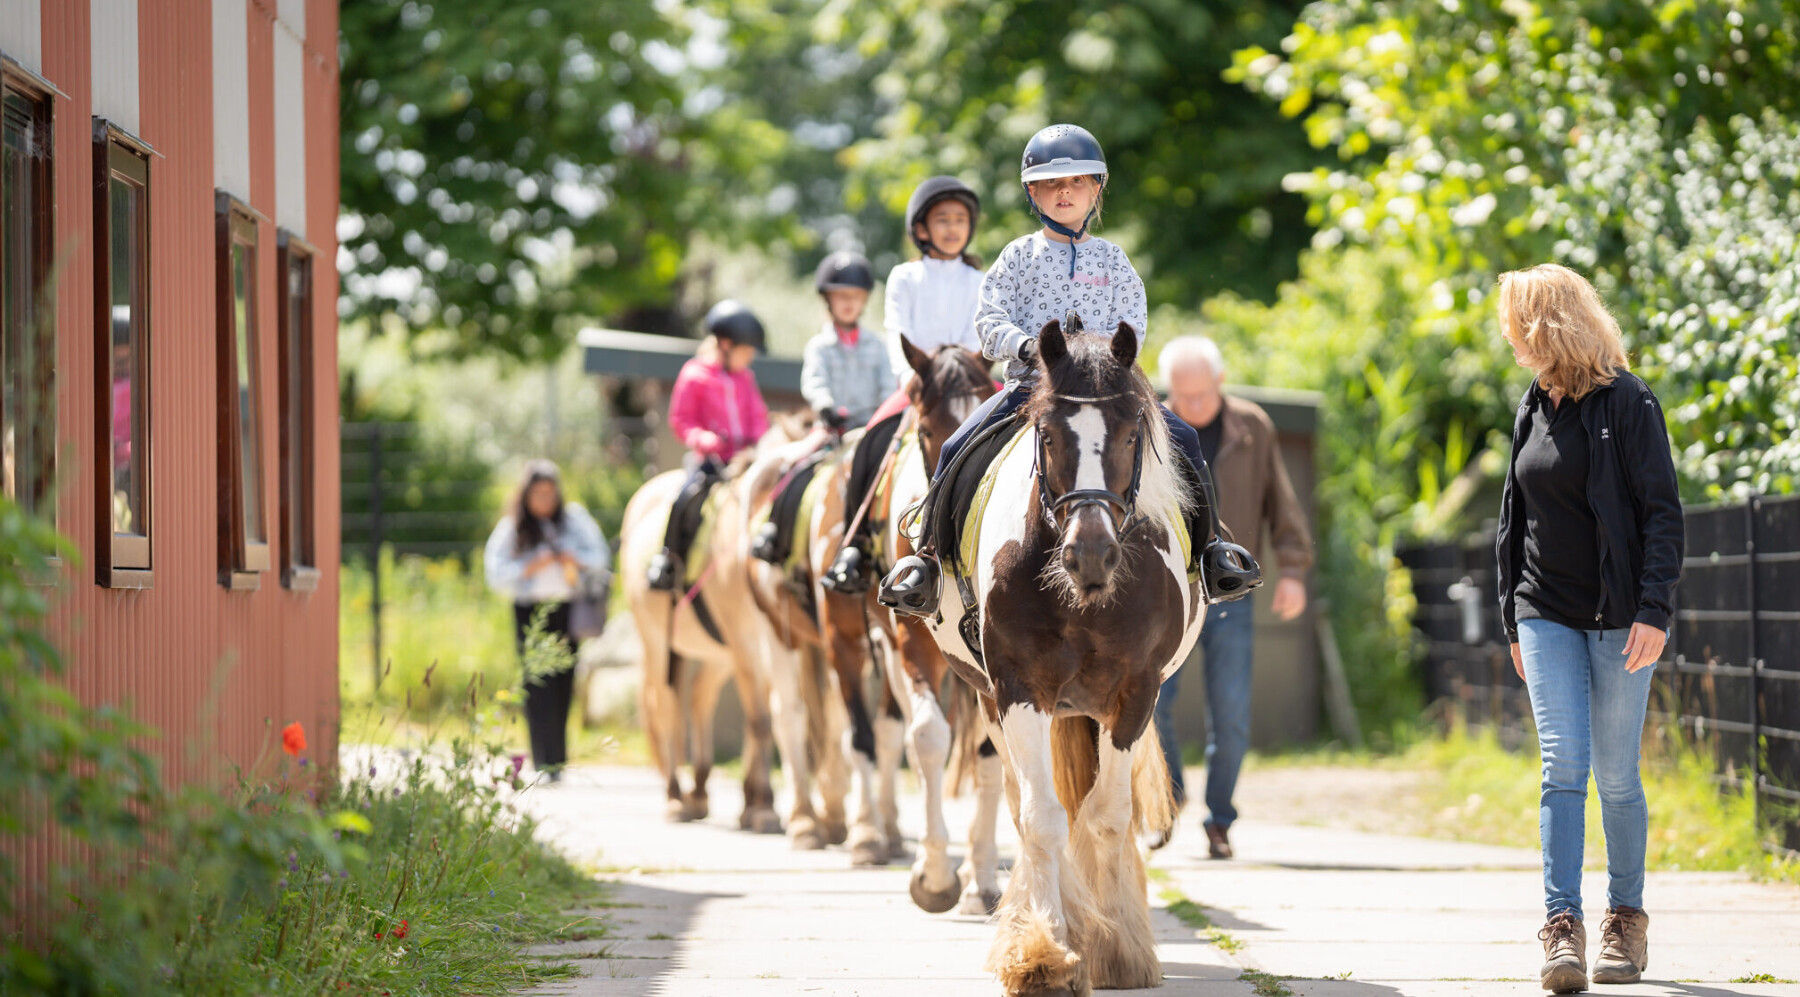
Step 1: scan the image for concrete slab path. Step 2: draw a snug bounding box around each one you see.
[520,764,1800,997]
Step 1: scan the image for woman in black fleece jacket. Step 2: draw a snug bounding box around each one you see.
[1493,264,1683,994]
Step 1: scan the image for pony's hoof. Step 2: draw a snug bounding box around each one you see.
[746,808,784,835]
[819,819,849,846]
[957,887,1001,916]
[678,794,708,822]
[886,834,909,861]
[791,829,826,851]
[663,798,687,823]
[850,837,886,867]
[909,870,961,914]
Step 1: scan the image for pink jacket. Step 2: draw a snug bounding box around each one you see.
[668,356,769,462]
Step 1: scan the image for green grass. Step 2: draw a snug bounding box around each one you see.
[1245,724,1800,883]
[1157,886,1242,954]
[1732,974,1798,984]
[1239,970,1295,996]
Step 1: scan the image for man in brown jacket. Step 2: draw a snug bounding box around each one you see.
[1152,336,1315,857]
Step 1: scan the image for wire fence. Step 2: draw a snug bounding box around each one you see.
[1399,492,1800,859]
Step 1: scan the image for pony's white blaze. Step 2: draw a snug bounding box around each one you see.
[1066,407,1110,492]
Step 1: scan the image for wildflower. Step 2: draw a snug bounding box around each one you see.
[369,765,377,778]
[392,919,410,941]
[298,758,310,769]
[278,878,287,889]
[510,754,526,778]
[281,722,307,756]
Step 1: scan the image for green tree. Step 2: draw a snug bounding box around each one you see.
[339,0,736,357]
[829,0,1325,305]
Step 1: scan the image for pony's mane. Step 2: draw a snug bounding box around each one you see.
[1024,332,1194,520]
[910,344,991,410]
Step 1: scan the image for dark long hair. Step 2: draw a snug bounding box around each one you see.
[511,459,566,553]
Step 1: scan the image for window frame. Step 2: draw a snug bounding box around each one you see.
[1,65,56,528]
[275,229,318,592]
[215,192,268,590]
[92,119,153,589]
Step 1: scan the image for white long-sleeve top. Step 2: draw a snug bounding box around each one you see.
[883,256,985,377]
[976,232,1148,382]
[483,502,611,604]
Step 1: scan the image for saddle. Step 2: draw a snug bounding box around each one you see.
[930,414,1030,579]
[750,443,840,573]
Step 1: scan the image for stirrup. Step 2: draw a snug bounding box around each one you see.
[749,521,783,564]
[1199,538,1261,603]
[646,550,680,592]
[878,554,941,617]
[822,545,871,595]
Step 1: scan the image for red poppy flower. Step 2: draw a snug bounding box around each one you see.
[392,919,410,940]
[282,722,307,757]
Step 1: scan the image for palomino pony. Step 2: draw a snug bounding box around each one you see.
[926,320,1204,996]
[618,419,817,839]
[815,338,1007,910]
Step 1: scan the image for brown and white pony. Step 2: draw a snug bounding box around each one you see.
[816,339,1007,908]
[618,419,815,838]
[926,320,1203,995]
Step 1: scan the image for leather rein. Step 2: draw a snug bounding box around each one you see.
[1031,390,1155,542]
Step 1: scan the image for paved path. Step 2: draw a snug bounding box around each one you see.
[520,765,1800,997]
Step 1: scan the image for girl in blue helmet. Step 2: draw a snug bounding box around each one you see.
[879,124,1219,615]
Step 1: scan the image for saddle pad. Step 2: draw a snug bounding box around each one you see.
[787,464,835,575]
[953,425,1034,578]
[869,429,921,568]
[951,428,1198,582]
[762,455,823,567]
[683,487,727,588]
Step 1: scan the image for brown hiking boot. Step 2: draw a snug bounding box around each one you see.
[1538,910,1588,993]
[1592,907,1648,984]
[1203,821,1232,860]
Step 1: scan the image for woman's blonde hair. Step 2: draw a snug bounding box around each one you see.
[1496,263,1629,400]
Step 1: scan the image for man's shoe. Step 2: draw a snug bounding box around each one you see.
[1591,907,1647,984]
[822,545,871,594]
[878,554,941,616]
[1203,821,1232,860]
[645,551,680,592]
[1538,910,1588,993]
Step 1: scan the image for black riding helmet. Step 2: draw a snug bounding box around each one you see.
[814,251,876,294]
[703,299,767,353]
[905,176,981,255]
[1020,124,1109,277]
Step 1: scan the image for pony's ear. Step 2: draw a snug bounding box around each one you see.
[1110,322,1140,369]
[900,335,932,378]
[1037,319,1068,368]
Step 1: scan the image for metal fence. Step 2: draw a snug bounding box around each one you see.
[340,421,495,687]
[1400,492,1800,858]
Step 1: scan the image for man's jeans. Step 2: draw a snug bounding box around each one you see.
[1518,617,1657,919]
[1154,600,1256,826]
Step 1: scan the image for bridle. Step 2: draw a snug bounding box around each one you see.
[1032,390,1153,541]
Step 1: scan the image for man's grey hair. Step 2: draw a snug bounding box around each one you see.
[1158,335,1226,382]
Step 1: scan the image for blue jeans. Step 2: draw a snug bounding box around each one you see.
[935,380,1207,483]
[1518,617,1657,919]
[1153,600,1255,824]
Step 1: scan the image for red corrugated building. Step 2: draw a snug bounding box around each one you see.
[1,0,340,868]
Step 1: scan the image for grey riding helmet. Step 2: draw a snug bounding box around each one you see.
[814,251,876,294]
[905,176,981,255]
[703,299,767,353]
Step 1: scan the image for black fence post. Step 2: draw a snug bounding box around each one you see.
[1748,495,1761,842]
[370,422,384,692]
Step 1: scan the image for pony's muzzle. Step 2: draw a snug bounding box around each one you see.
[1060,510,1121,598]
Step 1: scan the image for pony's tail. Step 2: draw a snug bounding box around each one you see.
[1051,716,1100,820]
[1050,714,1175,835]
[1131,722,1175,836]
[944,677,984,798]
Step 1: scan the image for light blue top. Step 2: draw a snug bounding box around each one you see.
[483,502,611,604]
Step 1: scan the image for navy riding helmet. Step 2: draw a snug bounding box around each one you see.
[905,176,981,256]
[1021,124,1108,276]
[814,251,876,294]
[703,299,767,353]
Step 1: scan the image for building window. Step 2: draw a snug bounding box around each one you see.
[217,194,267,589]
[94,121,152,588]
[276,231,316,591]
[2,74,55,522]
